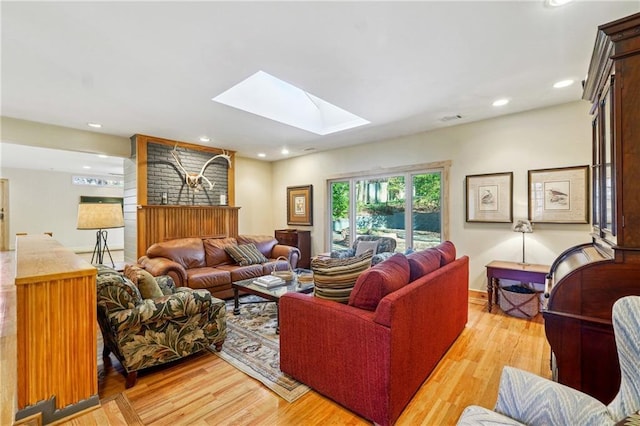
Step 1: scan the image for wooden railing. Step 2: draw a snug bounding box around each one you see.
[14,235,98,424]
[136,205,240,258]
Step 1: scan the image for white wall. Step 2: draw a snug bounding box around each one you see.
[270,101,593,290]
[2,167,124,251]
[235,156,274,235]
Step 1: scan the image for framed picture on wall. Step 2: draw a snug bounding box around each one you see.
[465,172,513,223]
[287,185,313,226]
[528,165,589,223]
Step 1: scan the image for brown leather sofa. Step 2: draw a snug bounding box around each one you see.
[137,235,300,299]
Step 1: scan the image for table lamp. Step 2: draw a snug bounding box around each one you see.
[77,202,124,267]
[513,219,534,264]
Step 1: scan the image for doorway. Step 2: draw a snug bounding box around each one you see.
[0,179,8,251]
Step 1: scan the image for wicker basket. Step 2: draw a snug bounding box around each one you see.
[499,285,539,318]
[271,256,296,281]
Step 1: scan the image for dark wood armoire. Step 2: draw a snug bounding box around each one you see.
[543,12,640,404]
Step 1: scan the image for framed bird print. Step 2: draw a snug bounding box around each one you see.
[465,172,513,223]
[528,165,589,223]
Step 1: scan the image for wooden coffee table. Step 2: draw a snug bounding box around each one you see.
[232,276,314,333]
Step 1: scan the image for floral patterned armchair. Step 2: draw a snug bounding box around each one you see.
[456,295,640,426]
[330,235,397,265]
[96,265,227,388]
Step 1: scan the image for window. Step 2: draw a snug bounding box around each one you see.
[328,162,449,253]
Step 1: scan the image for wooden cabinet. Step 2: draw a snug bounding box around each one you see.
[543,12,640,404]
[275,229,311,269]
[584,12,640,248]
[14,235,99,424]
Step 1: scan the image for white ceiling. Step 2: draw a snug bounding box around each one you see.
[1,1,639,175]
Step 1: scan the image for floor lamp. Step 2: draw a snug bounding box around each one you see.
[77,203,124,267]
[513,219,534,265]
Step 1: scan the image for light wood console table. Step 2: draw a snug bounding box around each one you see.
[14,235,99,424]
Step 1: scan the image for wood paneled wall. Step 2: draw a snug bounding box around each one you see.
[14,235,98,423]
[137,206,240,258]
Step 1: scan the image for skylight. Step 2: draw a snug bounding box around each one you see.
[212,70,369,135]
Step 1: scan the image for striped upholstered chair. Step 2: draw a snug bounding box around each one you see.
[456,295,640,426]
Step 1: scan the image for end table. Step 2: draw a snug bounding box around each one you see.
[486,260,550,312]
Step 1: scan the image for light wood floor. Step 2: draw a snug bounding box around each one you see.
[1,250,550,425]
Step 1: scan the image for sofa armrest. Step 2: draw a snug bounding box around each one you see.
[271,244,301,269]
[329,248,356,258]
[138,255,188,287]
[494,367,613,425]
[280,293,391,423]
[108,289,224,329]
[456,405,524,426]
[371,251,395,265]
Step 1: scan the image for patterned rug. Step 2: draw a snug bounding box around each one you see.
[210,298,310,403]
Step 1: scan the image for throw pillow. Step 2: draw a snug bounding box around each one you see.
[311,250,373,303]
[349,253,410,311]
[225,243,269,266]
[123,264,164,299]
[434,241,456,266]
[406,248,441,281]
[355,240,379,257]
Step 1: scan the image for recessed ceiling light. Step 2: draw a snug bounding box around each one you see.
[199,136,211,143]
[212,70,370,135]
[98,154,108,159]
[258,153,266,158]
[83,165,91,169]
[281,148,289,155]
[553,79,574,89]
[87,122,102,128]
[492,99,509,107]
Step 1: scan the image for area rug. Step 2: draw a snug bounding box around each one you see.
[210,298,310,403]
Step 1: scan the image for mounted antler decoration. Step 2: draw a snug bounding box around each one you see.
[171,144,232,192]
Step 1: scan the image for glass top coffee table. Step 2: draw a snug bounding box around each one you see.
[232,276,314,333]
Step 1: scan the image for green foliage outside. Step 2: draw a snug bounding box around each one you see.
[331,182,349,219]
[331,173,441,223]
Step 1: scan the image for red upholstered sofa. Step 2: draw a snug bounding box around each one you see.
[280,242,469,426]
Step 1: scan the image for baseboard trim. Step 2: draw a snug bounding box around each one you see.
[15,395,100,425]
[469,288,487,306]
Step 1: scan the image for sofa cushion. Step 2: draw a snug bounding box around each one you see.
[434,241,456,266]
[225,243,269,266]
[312,250,373,303]
[147,237,206,269]
[187,267,232,289]
[228,264,265,282]
[203,237,237,266]
[355,240,379,256]
[406,248,442,282]
[124,264,163,299]
[237,235,278,257]
[348,253,410,311]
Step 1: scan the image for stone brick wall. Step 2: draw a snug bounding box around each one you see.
[146,143,229,206]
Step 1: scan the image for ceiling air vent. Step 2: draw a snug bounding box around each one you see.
[441,114,462,122]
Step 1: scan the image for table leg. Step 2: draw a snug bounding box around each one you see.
[487,276,493,312]
[233,287,240,315]
[275,301,280,334]
[494,278,500,308]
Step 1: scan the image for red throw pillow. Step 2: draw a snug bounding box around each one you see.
[434,241,456,266]
[406,248,441,281]
[348,253,410,311]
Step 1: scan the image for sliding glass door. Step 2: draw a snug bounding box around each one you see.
[328,165,446,254]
